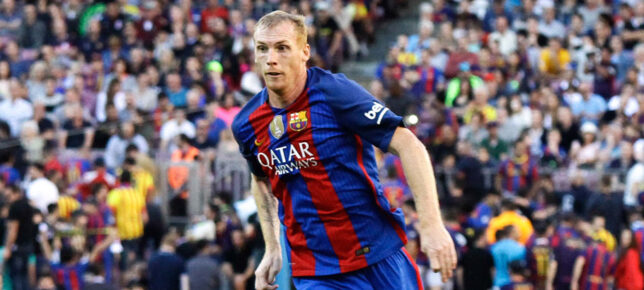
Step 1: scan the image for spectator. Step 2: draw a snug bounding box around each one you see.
[96,78,127,123]
[60,104,94,149]
[486,199,534,245]
[571,81,607,123]
[3,184,35,290]
[572,233,616,290]
[223,229,255,290]
[488,16,517,56]
[461,229,494,290]
[624,139,644,207]
[313,2,343,72]
[26,162,59,214]
[539,38,571,77]
[104,122,149,170]
[160,109,196,152]
[164,71,189,108]
[615,228,644,290]
[100,1,127,41]
[590,214,617,252]
[17,4,45,50]
[570,122,601,167]
[133,72,160,113]
[186,239,220,290]
[491,225,527,287]
[0,79,32,136]
[107,171,145,271]
[147,232,188,290]
[577,0,609,32]
[497,141,539,196]
[0,0,22,40]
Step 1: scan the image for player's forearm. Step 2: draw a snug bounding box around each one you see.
[571,257,585,287]
[251,175,281,252]
[391,129,443,232]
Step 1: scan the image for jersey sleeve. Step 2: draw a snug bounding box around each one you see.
[231,115,267,178]
[318,72,404,152]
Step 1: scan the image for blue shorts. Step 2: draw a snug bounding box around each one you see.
[293,248,423,289]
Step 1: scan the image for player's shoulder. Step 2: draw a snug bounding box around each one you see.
[232,89,268,138]
[308,66,365,100]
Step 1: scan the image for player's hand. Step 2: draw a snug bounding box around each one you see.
[255,249,282,290]
[420,224,457,283]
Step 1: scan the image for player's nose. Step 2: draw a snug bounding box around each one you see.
[266,48,279,65]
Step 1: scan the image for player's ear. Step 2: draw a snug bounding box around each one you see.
[303,43,310,62]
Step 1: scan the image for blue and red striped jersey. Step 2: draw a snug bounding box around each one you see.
[232,67,408,276]
[551,226,587,286]
[51,262,88,290]
[579,243,616,290]
[498,157,539,194]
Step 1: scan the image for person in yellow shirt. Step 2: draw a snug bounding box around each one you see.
[107,171,146,270]
[590,215,616,252]
[122,157,155,200]
[486,199,534,245]
[539,38,571,76]
[57,195,80,221]
[463,85,497,124]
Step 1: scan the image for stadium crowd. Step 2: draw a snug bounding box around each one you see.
[0,0,400,289]
[373,0,644,289]
[0,0,641,289]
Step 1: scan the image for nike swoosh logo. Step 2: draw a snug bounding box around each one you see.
[254,139,263,146]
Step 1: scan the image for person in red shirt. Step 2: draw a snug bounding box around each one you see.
[201,0,228,33]
[615,229,644,290]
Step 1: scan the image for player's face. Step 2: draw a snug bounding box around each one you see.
[254,22,310,95]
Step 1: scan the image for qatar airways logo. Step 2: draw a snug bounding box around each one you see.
[257,141,319,175]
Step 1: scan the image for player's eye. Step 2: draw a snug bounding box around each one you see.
[278,45,288,51]
[257,46,267,52]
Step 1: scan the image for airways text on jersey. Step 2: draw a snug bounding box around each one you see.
[256,141,319,176]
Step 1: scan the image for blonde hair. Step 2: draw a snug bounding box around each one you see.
[255,10,307,45]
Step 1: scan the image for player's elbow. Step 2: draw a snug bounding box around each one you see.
[389,127,424,156]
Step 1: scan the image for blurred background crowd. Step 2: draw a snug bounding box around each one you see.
[0,0,642,288]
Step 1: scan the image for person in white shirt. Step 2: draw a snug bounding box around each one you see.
[0,79,33,136]
[538,7,566,39]
[26,163,59,214]
[160,109,196,152]
[104,121,150,170]
[488,16,517,56]
[625,139,644,207]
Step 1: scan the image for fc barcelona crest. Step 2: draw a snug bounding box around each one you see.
[269,115,284,139]
[289,111,308,131]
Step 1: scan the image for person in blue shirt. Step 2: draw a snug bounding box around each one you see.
[468,191,501,230]
[491,225,527,287]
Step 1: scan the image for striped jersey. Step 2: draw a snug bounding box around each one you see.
[232,67,407,277]
[551,226,587,287]
[51,262,88,290]
[579,243,616,290]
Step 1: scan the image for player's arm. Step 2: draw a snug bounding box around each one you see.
[250,174,281,290]
[571,256,585,290]
[546,260,557,290]
[388,127,457,282]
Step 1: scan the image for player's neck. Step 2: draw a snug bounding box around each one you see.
[267,70,308,109]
